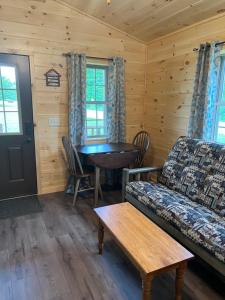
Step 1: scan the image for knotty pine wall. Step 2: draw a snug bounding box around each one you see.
[0,0,146,194]
[145,13,225,167]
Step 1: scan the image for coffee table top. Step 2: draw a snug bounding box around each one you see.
[94,202,194,275]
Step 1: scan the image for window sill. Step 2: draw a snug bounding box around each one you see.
[85,137,107,145]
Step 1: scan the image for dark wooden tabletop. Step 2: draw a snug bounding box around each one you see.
[77,143,139,155]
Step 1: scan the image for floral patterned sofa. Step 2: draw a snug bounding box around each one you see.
[123,136,225,278]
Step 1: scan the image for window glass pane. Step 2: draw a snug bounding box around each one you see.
[5,112,20,133]
[86,103,96,123]
[3,90,18,111]
[99,128,105,136]
[86,68,95,85]
[1,66,17,89]
[217,127,225,144]
[0,91,3,111]
[96,104,106,136]
[0,112,5,133]
[93,128,98,136]
[221,82,225,102]
[97,120,104,127]
[97,104,105,120]
[96,69,105,85]
[96,86,105,101]
[87,128,93,137]
[86,85,95,102]
[87,119,96,127]
[218,106,225,124]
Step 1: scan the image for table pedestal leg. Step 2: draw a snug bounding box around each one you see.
[94,167,100,207]
[175,262,187,300]
[142,275,153,300]
[98,219,104,255]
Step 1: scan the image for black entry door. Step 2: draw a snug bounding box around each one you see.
[0,54,37,200]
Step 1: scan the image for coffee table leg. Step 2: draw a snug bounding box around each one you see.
[175,262,187,300]
[142,275,153,300]
[98,219,104,255]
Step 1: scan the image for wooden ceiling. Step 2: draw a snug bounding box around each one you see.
[60,0,225,43]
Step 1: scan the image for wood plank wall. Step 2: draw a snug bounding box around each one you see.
[145,13,225,166]
[0,0,146,194]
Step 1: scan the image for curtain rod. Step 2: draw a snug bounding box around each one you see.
[63,53,126,62]
[193,41,225,52]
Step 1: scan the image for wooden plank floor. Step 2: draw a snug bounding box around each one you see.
[0,191,224,300]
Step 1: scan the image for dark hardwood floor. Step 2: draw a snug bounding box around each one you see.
[0,191,224,300]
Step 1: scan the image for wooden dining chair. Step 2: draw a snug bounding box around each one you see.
[132,131,150,168]
[62,136,103,206]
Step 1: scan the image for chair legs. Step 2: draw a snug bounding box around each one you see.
[72,174,103,207]
[98,183,103,201]
[73,178,80,206]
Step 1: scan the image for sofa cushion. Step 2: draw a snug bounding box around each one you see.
[158,137,198,190]
[126,181,225,262]
[190,141,219,171]
[176,165,208,204]
[211,147,225,216]
[214,195,225,217]
[176,141,224,205]
[159,136,225,208]
[197,174,225,209]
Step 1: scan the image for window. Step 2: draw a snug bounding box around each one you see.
[215,57,225,143]
[86,65,107,139]
[0,65,22,135]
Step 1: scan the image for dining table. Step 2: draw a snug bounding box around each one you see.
[77,143,140,207]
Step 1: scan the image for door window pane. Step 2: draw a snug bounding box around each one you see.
[0,112,5,133]
[0,65,22,135]
[5,112,20,133]
[3,90,18,111]
[1,66,17,89]
[0,92,3,111]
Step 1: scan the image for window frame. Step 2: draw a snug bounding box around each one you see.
[85,64,108,140]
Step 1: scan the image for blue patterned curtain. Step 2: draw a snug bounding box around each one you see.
[188,43,211,139]
[188,42,223,140]
[107,57,126,142]
[67,53,86,145]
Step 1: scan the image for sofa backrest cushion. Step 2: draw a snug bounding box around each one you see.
[158,137,198,191]
[202,174,225,215]
[159,136,225,212]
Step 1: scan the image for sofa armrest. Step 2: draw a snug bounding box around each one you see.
[122,166,163,201]
[123,166,162,175]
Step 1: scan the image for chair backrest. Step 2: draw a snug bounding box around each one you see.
[132,131,150,167]
[62,136,84,176]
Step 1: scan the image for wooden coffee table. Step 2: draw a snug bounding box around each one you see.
[94,202,194,300]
